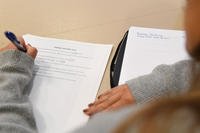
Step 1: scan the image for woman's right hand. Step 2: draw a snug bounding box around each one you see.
[0,37,38,59]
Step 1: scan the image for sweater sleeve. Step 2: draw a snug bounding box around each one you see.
[126,60,192,104]
[0,50,37,133]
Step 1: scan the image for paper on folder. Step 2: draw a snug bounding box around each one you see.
[119,26,189,84]
[23,35,112,133]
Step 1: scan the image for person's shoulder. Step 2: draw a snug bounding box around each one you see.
[173,59,192,67]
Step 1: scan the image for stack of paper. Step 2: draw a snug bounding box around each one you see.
[23,35,112,133]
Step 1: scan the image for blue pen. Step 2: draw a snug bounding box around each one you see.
[4,31,27,52]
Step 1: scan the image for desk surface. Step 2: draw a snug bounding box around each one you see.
[0,0,185,95]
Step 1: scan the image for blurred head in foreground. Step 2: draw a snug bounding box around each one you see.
[115,0,200,132]
[185,0,200,61]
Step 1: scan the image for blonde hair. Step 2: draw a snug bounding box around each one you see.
[114,61,200,133]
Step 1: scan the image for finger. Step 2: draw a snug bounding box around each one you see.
[84,99,108,116]
[86,93,121,116]
[84,104,104,116]
[83,95,109,114]
[84,87,123,115]
[94,94,110,106]
[0,44,16,51]
[86,89,114,109]
[98,89,112,99]
[17,36,29,51]
[104,101,126,111]
[88,102,94,107]
[17,36,26,46]
[103,92,121,107]
[0,36,26,52]
[97,85,123,99]
[83,98,108,116]
[93,89,122,108]
[18,37,38,58]
[26,44,38,59]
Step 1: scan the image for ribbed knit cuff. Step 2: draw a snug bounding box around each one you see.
[0,50,34,72]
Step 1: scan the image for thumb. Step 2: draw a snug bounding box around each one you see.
[25,44,38,59]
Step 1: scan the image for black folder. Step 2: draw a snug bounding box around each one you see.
[110,31,129,88]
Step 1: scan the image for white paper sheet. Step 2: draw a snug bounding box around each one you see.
[23,35,112,133]
[119,26,189,84]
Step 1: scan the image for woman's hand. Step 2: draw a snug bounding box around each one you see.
[0,37,37,59]
[83,84,135,116]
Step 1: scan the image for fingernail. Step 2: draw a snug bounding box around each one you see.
[88,103,94,107]
[27,43,32,46]
[83,109,88,113]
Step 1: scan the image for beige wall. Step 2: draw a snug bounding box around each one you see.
[0,0,185,95]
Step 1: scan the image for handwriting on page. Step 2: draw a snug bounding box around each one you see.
[33,46,91,82]
[136,32,169,39]
[135,31,185,40]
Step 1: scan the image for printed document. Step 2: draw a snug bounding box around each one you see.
[23,35,112,133]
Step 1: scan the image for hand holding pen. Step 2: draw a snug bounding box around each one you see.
[1,31,38,59]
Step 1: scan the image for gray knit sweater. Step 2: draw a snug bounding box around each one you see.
[0,50,192,133]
